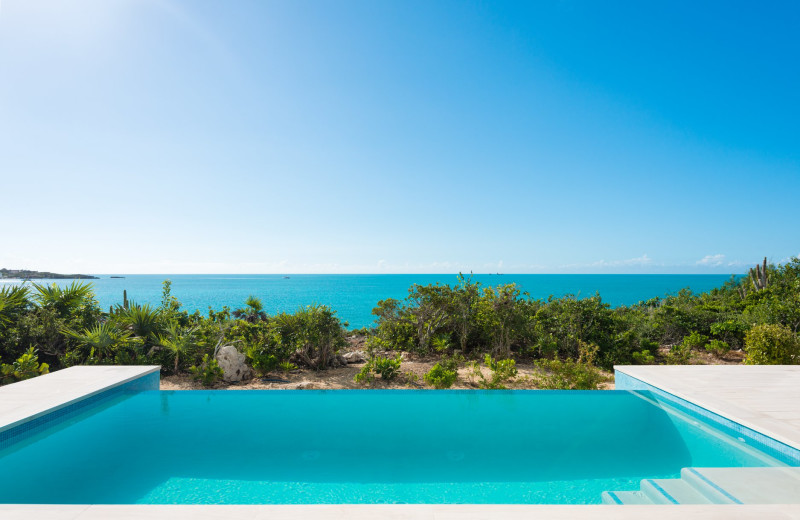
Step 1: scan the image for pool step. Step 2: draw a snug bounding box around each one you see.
[640,478,712,504]
[681,467,800,504]
[603,467,800,505]
[601,490,653,505]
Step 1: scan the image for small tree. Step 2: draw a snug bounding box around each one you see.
[744,324,800,365]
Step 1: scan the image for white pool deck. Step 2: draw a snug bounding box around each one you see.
[614,365,800,451]
[1,365,800,519]
[0,365,159,433]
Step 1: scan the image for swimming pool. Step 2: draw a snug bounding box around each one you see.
[0,389,788,504]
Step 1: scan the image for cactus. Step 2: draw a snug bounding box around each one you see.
[749,257,769,291]
[123,289,128,310]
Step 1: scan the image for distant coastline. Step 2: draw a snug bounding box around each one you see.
[0,268,98,280]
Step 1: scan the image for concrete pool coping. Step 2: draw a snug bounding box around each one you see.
[3,365,800,518]
[614,365,800,453]
[0,365,160,434]
[2,504,800,519]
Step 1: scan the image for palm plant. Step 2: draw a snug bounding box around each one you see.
[0,285,30,330]
[158,322,199,374]
[63,322,132,362]
[232,295,267,323]
[32,282,94,318]
[116,303,164,344]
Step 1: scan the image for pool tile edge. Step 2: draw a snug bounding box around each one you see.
[614,366,800,465]
[0,366,160,438]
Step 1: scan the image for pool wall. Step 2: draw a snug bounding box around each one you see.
[615,369,800,466]
[0,366,159,452]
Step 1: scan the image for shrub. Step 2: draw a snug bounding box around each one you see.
[534,358,604,390]
[682,331,708,350]
[1,347,49,384]
[710,320,748,349]
[534,341,603,390]
[666,342,692,365]
[189,354,224,387]
[275,305,347,370]
[278,361,297,372]
[705,339,731,358]
[632,349,656,364]
[470,354,517,389]
[374,354,402,380]
[243,326,291,374]
[744,324,800,365]
[424,362,458,389]
[354,354,402,385]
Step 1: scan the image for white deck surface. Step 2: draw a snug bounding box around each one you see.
[0,365,159,433]
[615,365,800,451]
[1,504,800,520]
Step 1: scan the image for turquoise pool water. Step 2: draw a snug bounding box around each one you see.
[0,390,783,504]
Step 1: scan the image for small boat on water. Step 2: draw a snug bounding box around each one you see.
[110,276,125,279]
[283,276,290,279]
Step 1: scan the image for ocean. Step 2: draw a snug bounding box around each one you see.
[1,274,735,329]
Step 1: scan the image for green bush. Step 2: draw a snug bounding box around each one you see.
[705,339,731,358]
[1,347,49,384]
[710,320,748,349]
[632,349,656,364]
[189,354,224,387]
[666,342,692,364]
[470,354,517,389]
[243,326,290,374]
[682,331,708,350]
[275,305,347,370]
[744,324,800,365]
[424,362,458,389]
[534,358,604,390]
[354,354,402,385]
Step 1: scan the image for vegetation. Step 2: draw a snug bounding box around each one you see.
[424,358,459,389]
[354,353,403,385]
[470,355,518,389]
[1,347,49,384]
[1,268,98,280]
[1,256,800,390]
[190,354,224,387]
[744,324,800,365]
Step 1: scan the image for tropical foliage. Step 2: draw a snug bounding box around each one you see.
[1,256,799,389]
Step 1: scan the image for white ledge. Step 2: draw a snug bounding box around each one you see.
[0,365,159,433]
[2,504,800,520]
[614,365,800,452]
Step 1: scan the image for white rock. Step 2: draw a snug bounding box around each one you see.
[215,345,253,382]
[342,351,367,364]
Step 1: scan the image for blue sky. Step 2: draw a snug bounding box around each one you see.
[1,0,798,274]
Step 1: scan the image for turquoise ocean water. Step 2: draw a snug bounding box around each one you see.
[1,274,736,328]
[0,390,780,504]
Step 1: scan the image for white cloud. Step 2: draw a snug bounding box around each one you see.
[697,254,726,267]
[585,254,653,268]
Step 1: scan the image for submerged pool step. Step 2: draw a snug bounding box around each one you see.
[603,467,800,505]
[601,490,654,505]
[681,467,800,504]
[640,478,713,505]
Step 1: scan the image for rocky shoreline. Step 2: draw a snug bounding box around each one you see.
[0,268,98,280]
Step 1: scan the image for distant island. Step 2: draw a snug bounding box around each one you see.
[0,268,98,280]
